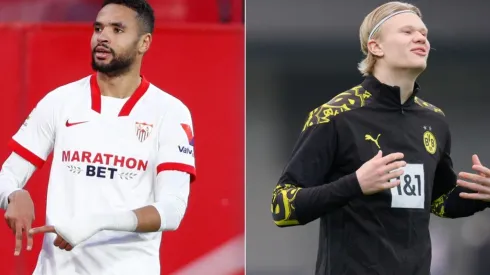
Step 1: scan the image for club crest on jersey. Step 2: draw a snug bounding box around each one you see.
[135,122,153,142]
[423,126,437,154]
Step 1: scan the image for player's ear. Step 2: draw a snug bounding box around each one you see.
[138,33,152,54]
[367,39,384,57]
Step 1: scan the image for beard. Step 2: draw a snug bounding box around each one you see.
[91,45,137,77]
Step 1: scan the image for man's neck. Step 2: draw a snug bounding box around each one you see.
[97,72,142,99]
[372,68,419,104]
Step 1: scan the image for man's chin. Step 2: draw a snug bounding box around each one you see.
[93,58,112,66]
[405,61,427,73]
[415,64,427,73]
[92,61,112,72]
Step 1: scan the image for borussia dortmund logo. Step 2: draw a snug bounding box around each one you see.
[423,126,437,154]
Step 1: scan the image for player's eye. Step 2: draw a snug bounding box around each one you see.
[94,27,102,32]
[114,28,123,33]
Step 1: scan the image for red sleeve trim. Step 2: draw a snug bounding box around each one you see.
[157,162,196,183]
[8,139,45,169]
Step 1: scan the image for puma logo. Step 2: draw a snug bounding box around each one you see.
[365,134,381,149]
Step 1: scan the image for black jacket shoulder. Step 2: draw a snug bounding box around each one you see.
[413,96,449,130]
[302,85,373,131]
[414,96,446,117]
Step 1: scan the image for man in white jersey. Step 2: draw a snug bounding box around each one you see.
[0,0,196,274]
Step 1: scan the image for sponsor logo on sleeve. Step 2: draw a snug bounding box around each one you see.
[178,123,194,156]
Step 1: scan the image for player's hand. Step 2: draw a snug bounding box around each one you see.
[30,215,103,249]
[457,154,490,202]
[4,190,35,256]
[356,150,406,195]
[26,227,74,251]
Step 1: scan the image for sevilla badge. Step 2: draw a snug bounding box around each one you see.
[135,122,153,142]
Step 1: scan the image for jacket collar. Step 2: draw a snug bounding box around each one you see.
[361,75,421,107]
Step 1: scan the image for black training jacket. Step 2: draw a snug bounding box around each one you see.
[271,75,488,275]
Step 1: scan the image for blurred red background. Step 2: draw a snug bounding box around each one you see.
[0,1,244,275]
[0,0,243,24]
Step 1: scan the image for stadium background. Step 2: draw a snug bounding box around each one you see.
[246,1,490,275]
[0,0,244,274]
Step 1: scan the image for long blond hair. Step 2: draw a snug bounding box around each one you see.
[358,2,422,76]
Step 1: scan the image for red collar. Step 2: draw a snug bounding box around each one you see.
[90,74,150,116]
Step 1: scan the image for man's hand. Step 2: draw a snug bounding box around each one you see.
[457,154,490,202]
[30,210,138,250]
[4,190,35,256]
[356,151,406,195]
[28,226,74,251]
[30,215,104,250]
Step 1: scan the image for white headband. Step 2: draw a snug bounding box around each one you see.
[368,10,416,40]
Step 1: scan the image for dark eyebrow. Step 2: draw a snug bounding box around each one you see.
[93,21,127,29]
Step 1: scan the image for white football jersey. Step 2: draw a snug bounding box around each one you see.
[9,75,196,275]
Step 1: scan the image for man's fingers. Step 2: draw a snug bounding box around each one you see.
[459,172,490,186]
[26,222,33,251]
[381,179,401,190]
[53,235,63,247]
[471,155,487,177]
[381,169,404,182]
[379,152,404,165]
[473,154,482,166]
[460,192,490,201]
[53,235,74,251]
[58,240,69,250]
[29,225,56,235]
[472,165,490,178]
[383,161,407,174]
[14,223,23,256]
[457,179,490,194]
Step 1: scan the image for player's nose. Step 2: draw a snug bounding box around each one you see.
[96,32,110,44]
[412,32,427,44]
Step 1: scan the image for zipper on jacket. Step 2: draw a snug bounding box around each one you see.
[397,110,411,261]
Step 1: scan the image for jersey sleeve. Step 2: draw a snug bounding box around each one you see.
[431,127,488,218]
[271,109,363,227]
[0,153,37,209]
[9,93,57,168]
[150,170,190,231]
[156,102,196,182]
[430,128,456,209]
[279,121,337,189]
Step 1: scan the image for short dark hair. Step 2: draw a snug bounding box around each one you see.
[102,0,155,34]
